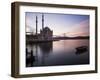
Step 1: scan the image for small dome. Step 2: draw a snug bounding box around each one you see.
[43,27,51,31]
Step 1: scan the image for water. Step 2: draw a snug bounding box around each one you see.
[26,39,89,67]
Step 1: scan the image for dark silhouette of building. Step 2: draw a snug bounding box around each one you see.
[40,27,53,40]
[26,14,53,42]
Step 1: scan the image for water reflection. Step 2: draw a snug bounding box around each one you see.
[26,48,35,67]
[39,42,53,54]
[26,42,53,67]
[26,39,89,67]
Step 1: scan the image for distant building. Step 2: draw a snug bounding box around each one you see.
[40,27,53,40]
[26,14,53,41]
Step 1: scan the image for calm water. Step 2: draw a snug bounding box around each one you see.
[26,39,89,67]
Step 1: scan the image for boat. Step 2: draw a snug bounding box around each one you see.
[75,46,88,54]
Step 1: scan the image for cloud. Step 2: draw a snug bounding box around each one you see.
[66,19,89,36]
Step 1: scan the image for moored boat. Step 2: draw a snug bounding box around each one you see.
[75,46,88,54]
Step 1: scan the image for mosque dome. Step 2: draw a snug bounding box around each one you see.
[43,26,51,31]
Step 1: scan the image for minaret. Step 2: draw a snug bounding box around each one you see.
[36,15,38,35]
[42,14,44,30]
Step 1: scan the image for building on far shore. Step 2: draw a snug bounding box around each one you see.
[40,27,53,40]
[26,14,53,42]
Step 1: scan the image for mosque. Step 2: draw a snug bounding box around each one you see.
[26,14,53,42]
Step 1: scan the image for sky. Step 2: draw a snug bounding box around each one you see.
[25,12,89,37]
